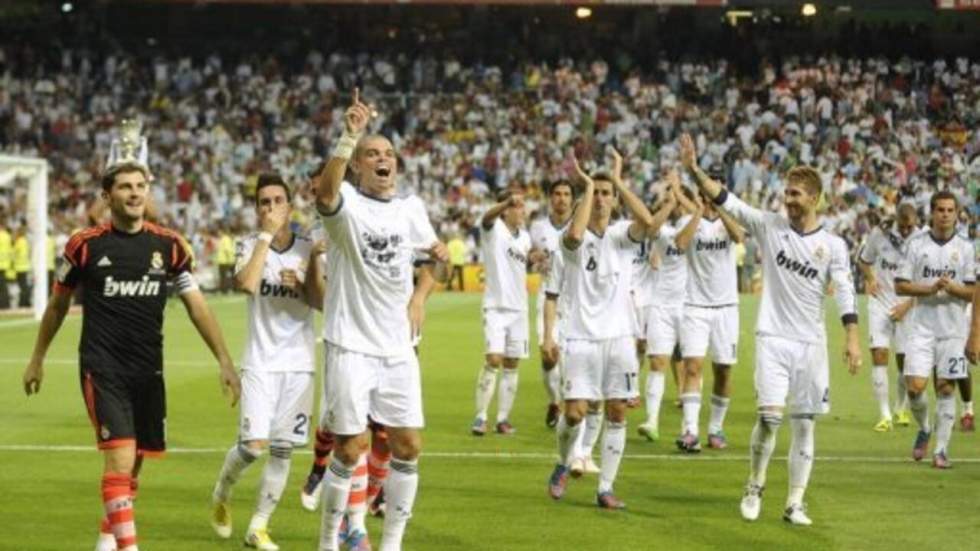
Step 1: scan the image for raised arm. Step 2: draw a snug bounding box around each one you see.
[717,206,745,244]
[647,192,677,239]
[680,133,766,235]
[481,196,518,231]
[22,291,72,395]
[674,200,704,252]
[316,88,373,215]
[563,156,595,251]
[609,148,654,240]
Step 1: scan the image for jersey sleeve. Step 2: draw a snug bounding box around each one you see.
[610,220,637,250]
[858,228,880,265]
[894,238,916,283]
[234,235,257,276]
[829,236,858,324]
[53,233,89,295]
[717,190,769,239]
[319,183,361,256]
[962,241,976,285]
[169,233,199,295]
[408,196,439,251]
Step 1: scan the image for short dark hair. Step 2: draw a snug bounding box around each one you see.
[255,173,291,205]
[101,163,148,191]
[589,172,618,196]
[929,190,958,212]
[548,180,575,197]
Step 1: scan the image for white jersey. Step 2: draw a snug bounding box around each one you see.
[896,232,975,340]
[718,192,856,344]
[482,218,531,311]
[530,216,570,299]
[858,225,923,311]
[685,216,739,307]
[630,237,657,308]
[559,220,638,341]
[320,183,438,357]
[236,233,317,373]
[650,221,688,308]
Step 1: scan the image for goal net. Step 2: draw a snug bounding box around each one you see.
[0,155,49,320]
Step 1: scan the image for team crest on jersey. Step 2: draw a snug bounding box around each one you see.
[813,245,828,263]
[151,251,164,270]
[950,250,960,264]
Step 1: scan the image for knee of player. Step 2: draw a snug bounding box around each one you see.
[242,439,269,453]
[757,408,784,429]
[936,381,956,396]
[334,433,370,466]
[485,354,503,369]
[388,429,422,460]
[502,358,520,369]
[682,358,703,377]
[605,401,628,423]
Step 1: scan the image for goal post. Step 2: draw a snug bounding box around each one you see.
[0,155,49,320]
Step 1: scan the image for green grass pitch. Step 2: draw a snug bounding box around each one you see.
[1,293,976,550]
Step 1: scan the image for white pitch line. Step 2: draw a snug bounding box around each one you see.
[0,444,977,463]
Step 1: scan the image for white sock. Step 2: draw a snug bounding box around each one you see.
[871,365,891,420]
[910,391,930,431]
[787,416,815,507]
[496,368,519,423]
[934,394,956,456]
[598,421,626,494]
[680,392,701,437]
[556,415,583,466]
[963,401,974,416]
[895,370,909,411]
[708,394,730,435]
[571,413,586,461]
[380,459,419,551]
[644,370,665,427]
[347,453,369,534]
[474,366,498,421]
[318,460,354,551]
[748,413,781,487]
[249,444,292,532]
[213,443,259,503]
[543,366,561,403]
[582,411,603,457]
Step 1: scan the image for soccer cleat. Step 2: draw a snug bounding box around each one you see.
[569,457,586,479]
[344,528,372,551]
[300,472,323,512]
[546,403,560,429]
[637,422,660,442]
[596,491,626,510]
[368,488,386,518]
[582,457,600,474]
[707,432,728,449]
[210,500,232,539]
[244,528,280,551]
[95,532,117,551]
[676,432,702,453]
[873,418,894,433]
[548,464,570,500]
[961,413,975,432]
[495,420,516,435]
[932,452,952,469]
[894,410,911,427]
[783,503,812,526]
[740,484,763,521]
[912,430,931,462]
[470,418,487,436]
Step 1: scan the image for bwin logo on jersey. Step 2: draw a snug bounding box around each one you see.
[775,250,819,280]
[922,266,956,279]
[506,247,528,264]
[665,245,684,257]
[103,275,161,297]
[260,279,301,299]
[695,238,729,252]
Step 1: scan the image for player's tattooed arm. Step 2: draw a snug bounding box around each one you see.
[180,290,241,406]
[22,291,73,395]
[678,134,724,201]
[608,147,654,241]
[563,154,595,251]
[317,87,373,215]
[716,206,745,244]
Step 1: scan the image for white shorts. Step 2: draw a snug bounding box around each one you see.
[632,295,650,341]
[894,318,910,355]
[321,344,424,435]
[646,303,684,357]
[904,334,969,380]
[680,305,739,365]
[240,370,315,446]
[484,307,529,359]
[755,334,830,415]
[868,302,898,351]
[563,336,639,401]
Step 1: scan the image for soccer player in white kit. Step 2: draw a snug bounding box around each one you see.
[546,151,654,510]
[529,181,574,428]
[675,185,744,453]
[680,134,861,526]
[210,174,325,550]
[471,190,537,436]
[894,191,975,469]
[856,204,921,431]
[314,90,448,551]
